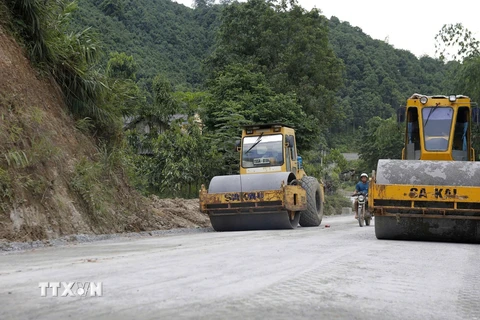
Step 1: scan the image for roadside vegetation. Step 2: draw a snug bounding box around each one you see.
[2,0,479,220]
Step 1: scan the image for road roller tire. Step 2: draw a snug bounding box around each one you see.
[375,216,394,239]
[299,176,323,227]
[210,211,300,231]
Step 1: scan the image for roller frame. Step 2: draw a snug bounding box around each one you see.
[371,159,480,243]
[199,172,307,231]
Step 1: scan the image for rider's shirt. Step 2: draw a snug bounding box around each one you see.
[355,181,369,193]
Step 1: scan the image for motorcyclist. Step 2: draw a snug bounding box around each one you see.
[353,173,369,219]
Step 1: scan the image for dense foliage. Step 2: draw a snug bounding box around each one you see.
[203,0,342,150]
[68,0,462,149]
[69,0,221,87]
[357,116,404,171]
[6,0,480,199]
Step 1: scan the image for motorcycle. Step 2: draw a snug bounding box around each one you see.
[353,192,372,227]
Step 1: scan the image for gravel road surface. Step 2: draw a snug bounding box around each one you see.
[1,215,479,320]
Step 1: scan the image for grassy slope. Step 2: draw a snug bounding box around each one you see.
[0,15,209,241]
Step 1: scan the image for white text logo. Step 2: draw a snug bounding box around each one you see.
[39,282,103,297]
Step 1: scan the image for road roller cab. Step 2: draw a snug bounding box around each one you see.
[239,124,305,178]
[200,124,324,231]
[371,94,480,243]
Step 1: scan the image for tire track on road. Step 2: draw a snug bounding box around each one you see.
[457,250,480,320]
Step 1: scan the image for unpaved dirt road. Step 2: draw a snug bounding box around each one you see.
[1,215,479,320]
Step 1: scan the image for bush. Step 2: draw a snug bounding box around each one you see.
[324,193,352,216]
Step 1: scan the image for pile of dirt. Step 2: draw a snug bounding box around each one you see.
[148,196,211,229]
[0,24,210,242]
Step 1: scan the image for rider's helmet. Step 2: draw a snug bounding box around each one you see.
[360,173,368,179]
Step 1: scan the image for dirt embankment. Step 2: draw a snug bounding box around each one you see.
[0,25,210,242]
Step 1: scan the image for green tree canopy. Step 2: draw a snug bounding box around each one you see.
[203,63,319,149]
[435,23,480,62]
[358,116,404,171]
[206,0,343,144]
[106,51,138,80]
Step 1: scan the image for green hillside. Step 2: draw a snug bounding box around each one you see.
[70,0,221,88]
[68,0,472,183]
[71,0,456,124]
[328,17,457,136]
[3,0,479,209]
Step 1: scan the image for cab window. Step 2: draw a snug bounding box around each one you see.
[422,107,453,151]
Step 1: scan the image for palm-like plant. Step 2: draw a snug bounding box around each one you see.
[6,0,115,137]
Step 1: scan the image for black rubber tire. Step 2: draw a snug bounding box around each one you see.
[358,206,364,227]
[289,211,301,229]
[365,218,371,226]
[299,176,323,227]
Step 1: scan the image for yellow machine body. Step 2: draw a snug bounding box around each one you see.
[370,94,480,243]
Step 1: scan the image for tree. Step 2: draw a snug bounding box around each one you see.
[206,0,343,147]
[452,57,480,103]
[5,0,129,140]
[435,23,480,62]
[358,116,404,171]
[199,63,322,175]
[152,75,178,123]
[128,74,179,136]
[99,0,124,17]
[67,0,456,151]
[106,51,137,80]
[203,63,319,149]
[100,52,145,120]
[193,0,215,8]
[435,23,480,103]
[324,149,348,172]
[133,118,222,196]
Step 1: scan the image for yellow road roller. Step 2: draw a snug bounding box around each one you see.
[199,124,324,231]
[370,93,480,243]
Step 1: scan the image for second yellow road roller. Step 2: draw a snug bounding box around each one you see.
[199,124,324,231]
[370,93,480,243]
